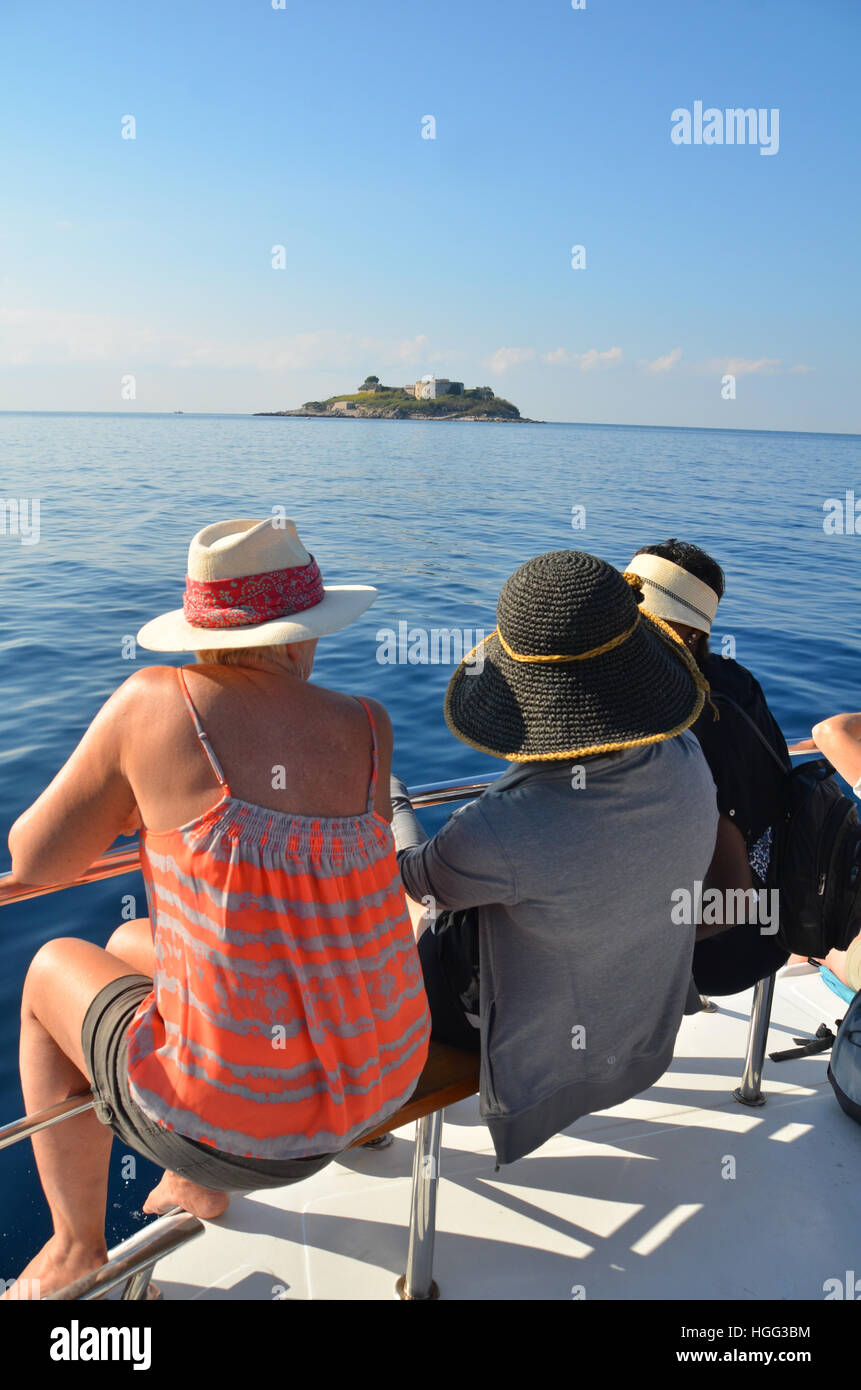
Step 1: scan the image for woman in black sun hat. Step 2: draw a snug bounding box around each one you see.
[390,550,720,1167]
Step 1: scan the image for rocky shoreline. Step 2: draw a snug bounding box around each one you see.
[255,408,539,423]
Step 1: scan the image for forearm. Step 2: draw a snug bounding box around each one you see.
[391,775,516,911]
[818,935,861,991]
[390,774,439,903]
[811,714,861,790]
[695,813,755,939]
[846,936,861,992]
[389,775,427,854]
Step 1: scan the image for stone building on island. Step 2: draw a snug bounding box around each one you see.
[406,374,465,400]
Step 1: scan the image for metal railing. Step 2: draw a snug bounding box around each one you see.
[0,773,503,907]
[44,1210,205,1301]
[0,750,817,906]
[0,1092,96,1151]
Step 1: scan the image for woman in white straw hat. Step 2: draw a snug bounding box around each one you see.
[3,517,430,1299]
[625,538,791,997]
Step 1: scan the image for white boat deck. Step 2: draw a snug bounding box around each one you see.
[121,963,859,1301]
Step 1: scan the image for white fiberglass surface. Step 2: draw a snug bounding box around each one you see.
[143,966,856,1301]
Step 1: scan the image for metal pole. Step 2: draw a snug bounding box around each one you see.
[396,1109,443,1300]
[0,775,503,908]
[44,1211,204,1300]
[408,773,501,808]
[733,972,776,1106]
[0,1092,95,1151]
[122,1264,157,1300]
[0,844,143,907]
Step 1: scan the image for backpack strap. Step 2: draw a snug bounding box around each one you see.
[770,1020,840,1062]
[710,691,793,776]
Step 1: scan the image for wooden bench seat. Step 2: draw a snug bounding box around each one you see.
[350,1042,480,1148]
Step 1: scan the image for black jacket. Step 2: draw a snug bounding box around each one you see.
[692,654,790,848]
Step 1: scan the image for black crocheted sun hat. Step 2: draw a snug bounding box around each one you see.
[444,550,708,762]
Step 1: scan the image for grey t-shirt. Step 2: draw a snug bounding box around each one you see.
[394,730,719,1165]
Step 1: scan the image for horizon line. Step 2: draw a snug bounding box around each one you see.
[0,410,859,440]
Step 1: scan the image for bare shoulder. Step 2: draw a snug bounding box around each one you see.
[359,696,393,741]
[107,664,179,714]
[312,686,393,752]
[77,663,168,719]
[355,696,394,760]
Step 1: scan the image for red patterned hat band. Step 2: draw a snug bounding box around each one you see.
[183,556,325,630]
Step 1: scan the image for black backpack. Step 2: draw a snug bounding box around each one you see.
[712,694,861,957]
[771,992,861,1129]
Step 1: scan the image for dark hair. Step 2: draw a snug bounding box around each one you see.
[635,539,725,601]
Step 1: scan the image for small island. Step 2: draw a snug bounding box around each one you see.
[256,374,533,422]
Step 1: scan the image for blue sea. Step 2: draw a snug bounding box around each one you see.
[1,411,860,1273]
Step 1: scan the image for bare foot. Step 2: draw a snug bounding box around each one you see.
[143,1171,230,1220]
[0,1233,107,1300]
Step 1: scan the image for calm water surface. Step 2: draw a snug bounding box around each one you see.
[2,412,860,1267]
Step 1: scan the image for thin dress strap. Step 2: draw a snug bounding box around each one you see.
[176,667,231,796]
[355,698,379,814]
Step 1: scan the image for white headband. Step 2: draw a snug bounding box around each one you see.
[624,553,720,634]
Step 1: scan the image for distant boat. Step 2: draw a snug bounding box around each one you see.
[172,410,184,415]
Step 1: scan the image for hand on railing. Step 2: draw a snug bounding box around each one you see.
[787,738,817,754]
[0,775,500,906]
[0,874,34,905]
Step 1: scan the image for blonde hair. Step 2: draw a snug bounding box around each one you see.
[194,643,294,668]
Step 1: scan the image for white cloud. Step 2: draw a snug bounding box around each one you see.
[639,347,683,373]
[577,346,622,371]
[541,346,622,371]
[0,310,432,373]
[486,346,536,374]
[724,356,783,376]
[699,355,784,377]
[172,330,431,373]
[696,356,815,377]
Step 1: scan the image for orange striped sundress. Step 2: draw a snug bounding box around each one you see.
[125,667,430,1159]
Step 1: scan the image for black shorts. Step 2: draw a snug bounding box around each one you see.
[418,923,481,1054]
[81,975,340,1193]
[692,924,788,996]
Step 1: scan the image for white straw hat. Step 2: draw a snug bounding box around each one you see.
[623,552,719,634]
[137,518,377,652]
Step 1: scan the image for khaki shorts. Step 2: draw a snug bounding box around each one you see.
[81,975,340,1193]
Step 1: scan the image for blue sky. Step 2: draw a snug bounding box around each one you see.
[1,0,858,430]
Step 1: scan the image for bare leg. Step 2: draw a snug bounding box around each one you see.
[105,918,155,977]
[405,893,435,941]
[5,938,136,1298]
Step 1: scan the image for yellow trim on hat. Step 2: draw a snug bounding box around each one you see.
[443,681,707,763]
[495,615,640,664]
[443,611,711,763]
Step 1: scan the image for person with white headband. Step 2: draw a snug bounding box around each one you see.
[625,539,792,998]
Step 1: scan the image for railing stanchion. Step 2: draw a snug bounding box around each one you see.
[734,972,776,1106]
[397,1109,443,1301]
[122,1265,157,1300]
